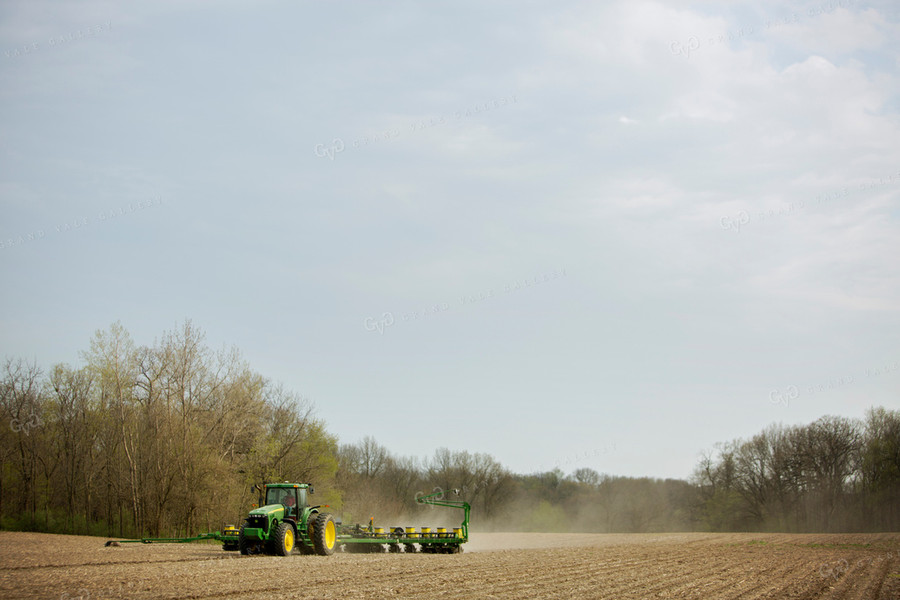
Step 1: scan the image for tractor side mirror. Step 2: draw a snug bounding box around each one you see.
[309,485,314,494]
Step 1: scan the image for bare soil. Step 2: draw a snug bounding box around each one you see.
[1,531,898,599]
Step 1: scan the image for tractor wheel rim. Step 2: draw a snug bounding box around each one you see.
[285,529,294,552]
[325,521,336,548]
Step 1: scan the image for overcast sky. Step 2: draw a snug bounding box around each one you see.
[1,0,898,480]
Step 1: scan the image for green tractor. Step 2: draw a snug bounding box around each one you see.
[104,482,468,556]
[239,482,337,556]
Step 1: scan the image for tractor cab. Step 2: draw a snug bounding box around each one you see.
[258,482,313,520]
[264,485,307,518]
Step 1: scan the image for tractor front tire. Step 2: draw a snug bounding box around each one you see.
[312,512,337,556]
[273,522,295,556]
[238,521,251,555]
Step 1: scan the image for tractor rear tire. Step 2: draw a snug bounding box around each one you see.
[273,522,295,556]
[312,512,337,556]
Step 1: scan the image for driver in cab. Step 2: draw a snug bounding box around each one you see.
[282,493,296,517]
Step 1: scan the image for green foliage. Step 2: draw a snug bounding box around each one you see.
[700,489,746,531]
[522,500,569,532]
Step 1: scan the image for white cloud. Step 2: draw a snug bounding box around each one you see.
[769,6,892,56]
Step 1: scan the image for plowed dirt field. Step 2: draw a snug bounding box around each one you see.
[1,531,898,599]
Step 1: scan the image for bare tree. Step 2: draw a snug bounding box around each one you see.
[0,358,45,519]
[47,364,95,531]
[572,467,601,487]
[797,416,859,531]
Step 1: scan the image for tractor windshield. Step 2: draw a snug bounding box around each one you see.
[266,488,299,516]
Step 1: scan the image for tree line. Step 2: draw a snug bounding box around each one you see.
[340,409,899,534]
[0,322,338,538]
[1,322,897,536]
[691,409,900,532]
